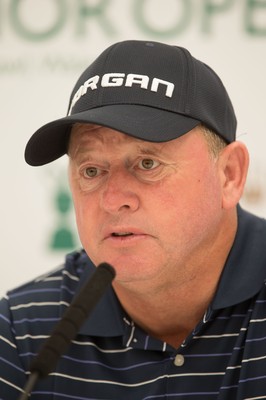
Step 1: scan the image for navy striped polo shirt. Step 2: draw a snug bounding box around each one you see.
[1,206,266,399]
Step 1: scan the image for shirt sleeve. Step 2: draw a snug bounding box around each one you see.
[0,296,27,399]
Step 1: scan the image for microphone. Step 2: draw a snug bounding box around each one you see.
[18,262,116,400]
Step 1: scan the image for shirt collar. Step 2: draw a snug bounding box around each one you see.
[212,205,266,309]
[73,262,172,350]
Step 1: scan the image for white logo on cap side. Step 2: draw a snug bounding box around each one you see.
[68,73,175,115]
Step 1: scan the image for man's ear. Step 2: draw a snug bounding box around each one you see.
[218,141,249,210]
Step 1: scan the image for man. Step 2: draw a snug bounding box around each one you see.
[1,40,266,399]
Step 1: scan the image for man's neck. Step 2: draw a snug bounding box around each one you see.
[114,271,218,348]
[113,211,238,349]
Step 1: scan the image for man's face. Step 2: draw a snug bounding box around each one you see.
[68,124,225,289]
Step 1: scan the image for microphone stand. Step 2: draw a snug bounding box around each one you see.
[17,262,116,400]
[18,373,39,400]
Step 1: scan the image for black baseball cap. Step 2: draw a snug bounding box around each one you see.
[25,40,236,166]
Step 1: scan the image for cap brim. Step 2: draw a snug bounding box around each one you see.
[25,104,200,166]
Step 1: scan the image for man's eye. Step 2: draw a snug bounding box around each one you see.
[84,167,99,178]
[139,159,159,170]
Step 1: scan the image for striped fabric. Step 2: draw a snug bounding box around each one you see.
[1,207,266,399]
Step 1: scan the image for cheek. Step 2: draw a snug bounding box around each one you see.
[156,166,222,231]
[185,170,223,239]
[71,191,97,247]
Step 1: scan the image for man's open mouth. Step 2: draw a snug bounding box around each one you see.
[111,232,134,237]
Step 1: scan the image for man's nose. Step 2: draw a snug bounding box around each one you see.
[100,168,140,214]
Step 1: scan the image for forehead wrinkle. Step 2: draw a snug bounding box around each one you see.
[68,125,91,154]
[68,125,112,159]
[69,123,173,161]
[136,142,168,155]
[70,125,139,156]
